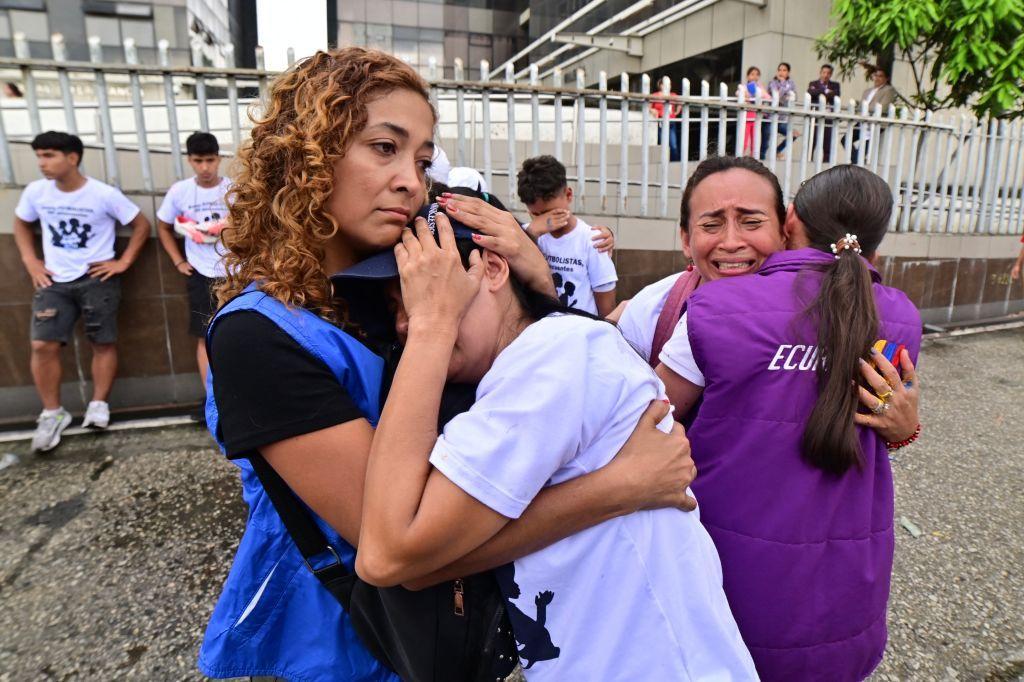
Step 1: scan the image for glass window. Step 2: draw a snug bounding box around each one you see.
[420,40,443,72]
[420,28,443,42]
[348,22,367,47]
[85,15,122,46]
[393,25,417,41]
[121,18,155,48]
[443,33,468,67]
[0,1,45,9]
[364,22,391,52]
[338,21,358,47]
[8,9,47,41]
[393,38,418,67]
[0,12,11,40]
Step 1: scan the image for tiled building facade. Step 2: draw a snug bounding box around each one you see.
[0,0,253,67]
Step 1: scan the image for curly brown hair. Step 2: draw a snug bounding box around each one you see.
[217,47,433,319]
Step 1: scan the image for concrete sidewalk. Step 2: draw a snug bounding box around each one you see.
[0,330,1022,680]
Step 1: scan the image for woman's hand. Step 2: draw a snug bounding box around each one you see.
[437,193,555,297]
[394,213,483,336]
[603,400,698,512]
[591,225,615,254]
[855,348,920,443]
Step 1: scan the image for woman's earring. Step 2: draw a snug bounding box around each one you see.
[686,263,694,272]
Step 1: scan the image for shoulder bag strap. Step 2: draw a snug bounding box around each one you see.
[649,269,701,369]
[247,451,352,582]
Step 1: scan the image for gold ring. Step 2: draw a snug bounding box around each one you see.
[876,389,894,403]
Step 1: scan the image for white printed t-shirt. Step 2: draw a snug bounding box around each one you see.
[616,271,682,361]
[15,177,140,282]
[156,176,231,278]
[429,314,756,681]
[536,218,617,315]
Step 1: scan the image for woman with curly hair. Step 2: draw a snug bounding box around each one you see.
[199,47,698,681]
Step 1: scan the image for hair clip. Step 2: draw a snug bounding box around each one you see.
[830,233,862,259]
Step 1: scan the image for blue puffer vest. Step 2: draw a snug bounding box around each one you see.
[198,285,398,682]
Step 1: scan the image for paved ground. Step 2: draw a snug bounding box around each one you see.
[0,329,1021,681]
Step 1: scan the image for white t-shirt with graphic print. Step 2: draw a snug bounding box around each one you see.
[616,271,682,361]
[429,314,756,681]
[15,177,141,283]
[157,176,232,278]
[536,217,617,315]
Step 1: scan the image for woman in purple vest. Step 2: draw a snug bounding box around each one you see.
[656,165,923,680]
[616,156,918,442]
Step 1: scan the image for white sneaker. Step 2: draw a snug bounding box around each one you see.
[81,400,110,429]
[31,407,72,452]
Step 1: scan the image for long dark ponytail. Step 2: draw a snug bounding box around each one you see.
[797,165,892,474]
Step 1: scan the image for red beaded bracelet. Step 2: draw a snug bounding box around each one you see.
[886,424,921,451]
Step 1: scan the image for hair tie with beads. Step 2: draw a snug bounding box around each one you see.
[830,233,862,259]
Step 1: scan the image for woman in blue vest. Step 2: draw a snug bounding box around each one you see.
[200,47,697,681]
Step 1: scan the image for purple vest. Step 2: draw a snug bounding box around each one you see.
[685,248,921,681]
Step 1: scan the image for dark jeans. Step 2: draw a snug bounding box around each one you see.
[656,121,682,162]
[760,121,791,158]
[811,122,834,162]
[186,271,220,338]
[846,125,883,164]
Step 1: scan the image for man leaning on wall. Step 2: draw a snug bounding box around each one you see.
[12,131,150,453]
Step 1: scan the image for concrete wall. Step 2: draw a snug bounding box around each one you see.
[1,200,1021,424]
[580,214,1024,327]
[0,191,204,425]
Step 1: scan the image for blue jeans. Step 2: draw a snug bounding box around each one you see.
[657,121,682,162]
[760,122,791,158]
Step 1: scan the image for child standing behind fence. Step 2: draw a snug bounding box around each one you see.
[516,155,618,316]
[156,132,231,390]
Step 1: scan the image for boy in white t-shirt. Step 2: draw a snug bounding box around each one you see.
[156,132,231,388]
[13,131,150,451]
[517,155,617,316]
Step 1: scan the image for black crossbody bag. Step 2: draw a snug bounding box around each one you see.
[247,452,518,682]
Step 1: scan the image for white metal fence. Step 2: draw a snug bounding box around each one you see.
[1,34,1022,235]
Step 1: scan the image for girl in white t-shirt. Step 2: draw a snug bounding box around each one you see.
[357,215,757,680]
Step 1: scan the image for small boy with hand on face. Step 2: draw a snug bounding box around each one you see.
[518,155,618,316]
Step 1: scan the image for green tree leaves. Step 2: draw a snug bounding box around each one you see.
[817,0,1024,118]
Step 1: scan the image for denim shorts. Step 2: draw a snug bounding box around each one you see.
[31,274,122,345]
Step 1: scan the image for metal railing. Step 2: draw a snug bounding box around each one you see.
[1,34,1022,234]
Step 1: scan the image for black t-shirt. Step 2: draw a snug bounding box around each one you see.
[210,312,367,457]
[209,281,478,458]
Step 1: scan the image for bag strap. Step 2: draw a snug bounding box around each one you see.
[207,309,351,585]
[247,451,351,581]
[649,269,701,369]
